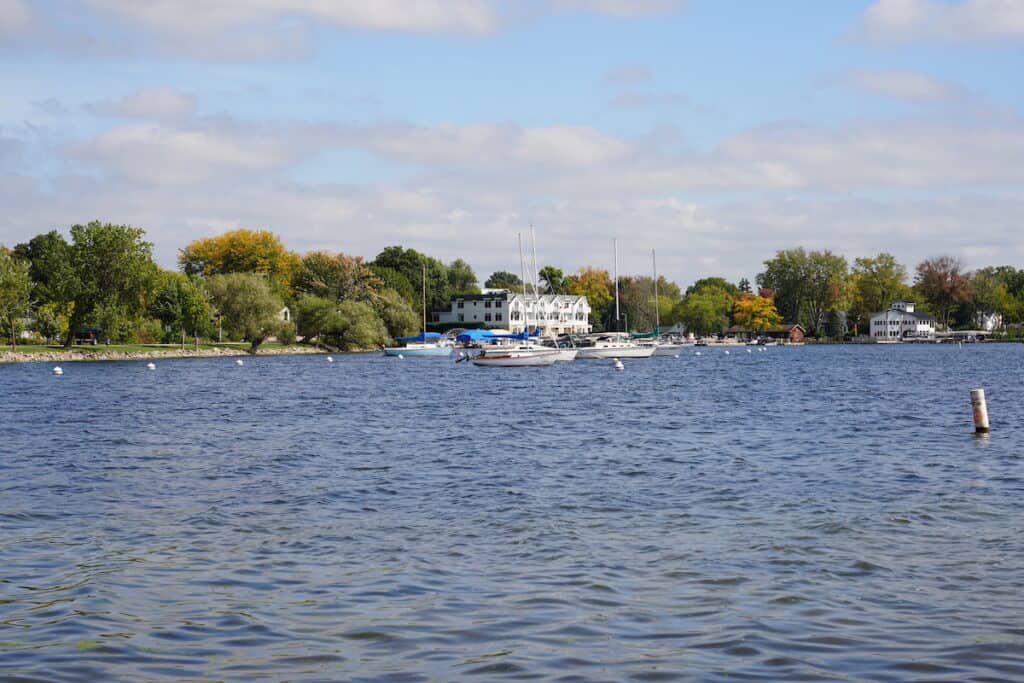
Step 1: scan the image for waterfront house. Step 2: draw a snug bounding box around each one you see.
[432,289,591,337]
[725,323,806,343]
[869,301,935,340]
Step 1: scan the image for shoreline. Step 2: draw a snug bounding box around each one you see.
[0,345,326,364]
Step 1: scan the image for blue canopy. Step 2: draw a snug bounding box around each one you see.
[397,332,442,342]
[455,329,498,343]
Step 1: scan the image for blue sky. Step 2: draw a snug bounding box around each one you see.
[2,0,1024,285]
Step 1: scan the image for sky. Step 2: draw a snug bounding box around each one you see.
[2,0,1024,286]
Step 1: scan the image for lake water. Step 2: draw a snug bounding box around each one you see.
[1,345,1022,682]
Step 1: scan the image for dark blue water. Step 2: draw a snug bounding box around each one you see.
[1,345,1022,682]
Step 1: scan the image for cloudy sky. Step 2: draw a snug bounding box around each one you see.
[2,0,1023,285]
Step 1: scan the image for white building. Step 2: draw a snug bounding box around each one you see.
[432,289,591,337]
[869,300,936,340]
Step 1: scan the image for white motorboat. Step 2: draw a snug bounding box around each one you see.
[383,336,453,357]
[541,336,579,361]
[577,333,656,359]
[471,344,559,367]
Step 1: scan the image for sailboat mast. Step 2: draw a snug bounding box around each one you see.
[652,249,660,332]
[530,224,540,297]
[421,262,427,334]
[518,232,529,336]
[614,238,620,329]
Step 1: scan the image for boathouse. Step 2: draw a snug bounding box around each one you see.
[431,290,591,337]
[869,301,936,340]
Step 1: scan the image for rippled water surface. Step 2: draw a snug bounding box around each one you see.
[2,345,1023,681]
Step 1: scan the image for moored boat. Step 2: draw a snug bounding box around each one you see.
[471,344,559,367]
[577,333,656,359]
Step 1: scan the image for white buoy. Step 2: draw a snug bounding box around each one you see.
[235,359,244,366]
[327,356,334,362]
[695,351,702,356]
[146,362,156,370]
[724,350,730,355]
[747,349,752,353]
[971,389,990,433]
[673,354,680,358]
[52,366,63,375]
[398,354,404,359]
[613,358,624,371]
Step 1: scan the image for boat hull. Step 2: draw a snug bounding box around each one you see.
[577,345,655,359]
[383,345,452,357]
[471,351,559,367]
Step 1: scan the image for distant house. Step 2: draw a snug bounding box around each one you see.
[869,300,935,340]
[725,324,805,343]
[277,306,291,322]
[432,290,591,337]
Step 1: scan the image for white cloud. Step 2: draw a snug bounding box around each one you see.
[84,88,198,120]
[854,0,1024,44]
[86,0,503,36]
[549,0,685,17]
[66,122,304,184]
[846,69,961,102]
[360,123,631,168]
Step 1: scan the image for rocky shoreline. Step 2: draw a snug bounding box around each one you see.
[0,345,325,364]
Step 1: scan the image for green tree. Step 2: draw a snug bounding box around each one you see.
[757,248,809,326]
[371,246,449,310]
[737,277,752,294]
[914,256,972,330]
[967,268,1011,330]
[294,295,388,350]
[484,270,524,291]
[13,230,74,306]
[371,288,420,339]
[673,287,734,336]
[538,266,566,294]
[447,258,479,294]
[150,271,212,347]
[207,273,284,353]
[293,251,382,302]
[59,222,158,348]
[804,250,849,337]
[849,253,911,335]
[687,277,740,297]
[0,249,33,350]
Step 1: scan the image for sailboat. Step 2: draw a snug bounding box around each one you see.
[383,264,453,357]
[635,249,685,356]
[577,238,654,359]
[471,231,559,367]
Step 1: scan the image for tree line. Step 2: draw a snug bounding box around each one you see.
[3,223,1023,352]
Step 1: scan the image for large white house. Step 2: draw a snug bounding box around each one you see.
[432,289,591,337]
[869,300,936,340]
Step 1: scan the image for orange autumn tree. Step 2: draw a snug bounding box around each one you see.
[733,294,782,332]
[178,229,299,295]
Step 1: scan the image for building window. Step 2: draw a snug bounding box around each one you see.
[457,301,464,309]
[485,313,492,322]
[458,314,464,322]
[484,300,491,308]
[496,313,502,321]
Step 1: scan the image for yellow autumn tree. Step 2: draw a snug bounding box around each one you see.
[566,266,613,328]
[178,229,299,295]
[732,294,782,332]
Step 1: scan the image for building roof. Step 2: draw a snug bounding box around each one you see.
[870,309,935,321]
